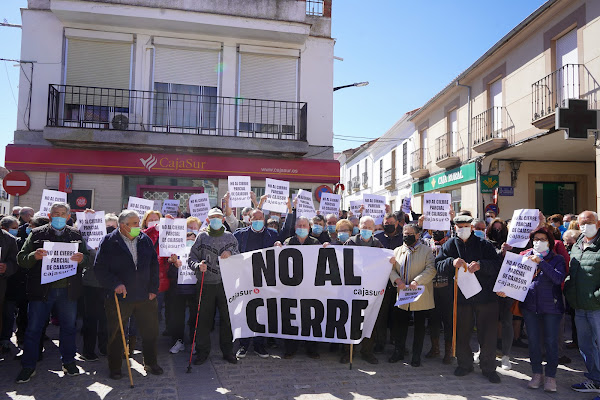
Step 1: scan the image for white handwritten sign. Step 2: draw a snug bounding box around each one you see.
[296,189,317,219]
[153,200,163,212]
[228,176,251,208]
[506,209,539,248]
[177,251,196,285]
[401,198,411,214]
[349,200,362,216]
[39,189,67,215]
[493,252,537,302]
[76,211,107,250]
[189,193,211,221]
[41,242,78,284]
[423,193,451,231]
[394,286,425,306]
[319,193,341,216]
[363,194,386,225]
[158,218,187,257]
[264,178,289,213]
[162,199,180,216]
[127,196,154,218]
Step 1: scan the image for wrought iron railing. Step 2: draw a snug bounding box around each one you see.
[351,176,360,189]
[47,84,307,141]
[472,106,515,146]
[362,172,368,187]
[435,132,464,162]
[384,168,394,187]
[304,0,324,16]
[532,64,599,121]
[410,149,429,172]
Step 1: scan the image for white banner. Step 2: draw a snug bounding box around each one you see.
[228,176,251,208]
[423,193,451,231]
[401,198,411,214]
[319,193,341,216]
[264,178,289,213]
[220,245,394,344]
[76,211,107,250]
[296,189,316,219]
[158,218,187,257]
[177,251,196,285]
[127,196,154,218]
[457,267,482,299]
[161,199,180,216]
[189,193,211,221]
[394,286,425,307]
[39,189,67,215]
[506,209,539,248]
[493,252,537,302]
[349,200,362,216]
[363,194,386,225]
[41,242,78,284]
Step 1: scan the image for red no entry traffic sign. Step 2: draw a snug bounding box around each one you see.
[3,171,31,196]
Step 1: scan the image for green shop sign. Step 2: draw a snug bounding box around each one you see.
[412,163,477,195]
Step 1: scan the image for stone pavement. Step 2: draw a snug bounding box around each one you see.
[0,317,595,400]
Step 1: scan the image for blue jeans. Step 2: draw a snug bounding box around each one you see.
[22,288,78,369]
[522,309,561,377]
[239,336,265,350]
[575,309,600,384]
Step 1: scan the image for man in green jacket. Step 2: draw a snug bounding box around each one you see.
[564,210,600,394]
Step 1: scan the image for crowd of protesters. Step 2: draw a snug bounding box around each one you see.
[1,196,600,398]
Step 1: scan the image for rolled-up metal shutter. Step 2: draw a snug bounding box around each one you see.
[154,47,219,87]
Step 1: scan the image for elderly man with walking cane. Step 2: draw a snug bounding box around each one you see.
[95,209,163,380]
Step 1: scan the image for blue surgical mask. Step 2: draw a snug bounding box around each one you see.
[186,240,195,247]
[51,216,67,230]
[337,232,350,243]
[360,229,373,240]
[563,222,570,229]
[311,225,323,235]
[8,228,18,236]
[209,218,223,230]
[296,228,309,238]
[352,226,360,235]
[251,220,264,231]
[270,215,280,222]
[474,230,486,239]
[327,225,336,234]
[26,227,32,235]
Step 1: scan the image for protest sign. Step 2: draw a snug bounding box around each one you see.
[264,178,289,213]
[220,246,394,344]
[161,199,180,216]
[41,242,78,284]
[394,286,425,307]
[177,251,196,285]
[363,194,386,225]
[228,176,251,208]
[189,193,211,221]
[75,211,107,249]
[349,200,362,216]
[401,198,411,214]
[319,193,341,215]
[423,193,451,231]
[506,209,539,248]
[127,196,154,218]
[493,252,537,302]
[39,189,67,215]
[152,200,163,212]
[158,218,187,257]
[296,189,317,219]
[457,267,482,299]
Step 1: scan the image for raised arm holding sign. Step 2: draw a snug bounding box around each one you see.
[228,176,251,208]
[76,210,107,249]
[506,209,539,248]
[362,194,386,225]
[189,193,211,221]
[264,178,289,213]
[127,196,154,218]
[40,189,67,215]
[319,193,341,216]
[423,193,451,231]
[296,189,317,219]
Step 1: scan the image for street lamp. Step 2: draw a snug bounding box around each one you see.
[333,81,369,91]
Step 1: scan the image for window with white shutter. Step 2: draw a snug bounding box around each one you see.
[556,29,579,104]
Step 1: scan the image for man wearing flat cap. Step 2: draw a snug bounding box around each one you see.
[436,214,502,383]
[189,207,240,365]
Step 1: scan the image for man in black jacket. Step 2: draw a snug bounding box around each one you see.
[0,221,19,342]
[15,202,89,384]
[436,215,502,383]
[95,209,162,380]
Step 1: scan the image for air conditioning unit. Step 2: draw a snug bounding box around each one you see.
[111,113,129,130]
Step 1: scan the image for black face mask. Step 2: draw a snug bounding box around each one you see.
[566,243,573,252]
[107,226,116,234]
[432,231,445,241]
[383,224,396,234]
[404,234,416,246]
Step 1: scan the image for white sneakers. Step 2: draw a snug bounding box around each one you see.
[501,355,511,370]
[473,351,480,364]
[169,339,185,354]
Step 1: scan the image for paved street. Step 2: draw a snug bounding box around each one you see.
[0,317,593,400]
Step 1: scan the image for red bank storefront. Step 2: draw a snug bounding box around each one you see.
[4,145,340,213]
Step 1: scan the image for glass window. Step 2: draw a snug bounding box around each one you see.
[153,83,217,130]
[450,189,461,213]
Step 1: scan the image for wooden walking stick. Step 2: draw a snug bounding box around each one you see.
[349,344,354,370]
[115,292,134,388]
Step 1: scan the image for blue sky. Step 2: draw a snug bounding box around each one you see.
[0,0,547,164]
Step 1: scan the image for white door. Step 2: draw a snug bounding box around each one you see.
[449,109,458,153]
[556,29,578,105]
[490,79,502,136]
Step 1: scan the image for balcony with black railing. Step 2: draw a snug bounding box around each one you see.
[531,64,599,130]
[46,84,308,153]
[410,149,430,179]
[362,172,369,188]
[383,168,395,189]
[471,106,515,153]
[351,176,360,190]
[435,132,464,169]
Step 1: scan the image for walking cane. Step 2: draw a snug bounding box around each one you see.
[187,271,205,373]
[349,344,354,370]
[114,292,134,388]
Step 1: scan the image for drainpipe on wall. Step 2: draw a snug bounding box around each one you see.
[456,80,472,159]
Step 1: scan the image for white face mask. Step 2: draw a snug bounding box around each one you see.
[147,220,159,229]
[581,224,599,239]
[532,240,549,254]
[456,227,471,241]
[243,215,250,223]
